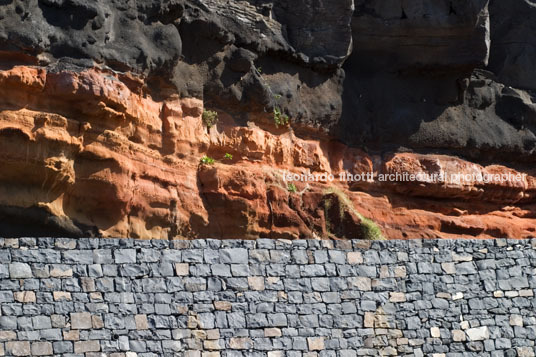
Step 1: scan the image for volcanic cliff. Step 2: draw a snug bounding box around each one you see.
[0,0,536,239]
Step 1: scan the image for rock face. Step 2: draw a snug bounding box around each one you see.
[488,0,536,90]
[339,0,536,162]
[0,0,535,239]
[352,0,490,70]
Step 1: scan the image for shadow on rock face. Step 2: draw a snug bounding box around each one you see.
[38,0,98,31]
[334,0,536,163]
[337,64,462,152]
[0,205,99,237]
[488,0,536,91]
[336,0,490,153]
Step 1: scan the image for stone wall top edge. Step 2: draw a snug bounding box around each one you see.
[0,237,535,250]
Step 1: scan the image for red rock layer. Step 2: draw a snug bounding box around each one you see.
[0,66,535,239]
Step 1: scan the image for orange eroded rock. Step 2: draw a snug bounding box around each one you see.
[0,66,535,239]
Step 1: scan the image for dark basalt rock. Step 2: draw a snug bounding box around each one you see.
[488,0,536,91]
[0,0,536,164]
[338,0,536,163]
[352,0,490,71]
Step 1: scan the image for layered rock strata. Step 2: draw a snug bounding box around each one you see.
[0,0,535,238]
[0,66,535,239]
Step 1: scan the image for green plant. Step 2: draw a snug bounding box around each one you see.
[323,186,385,241]
[324,197,333,235]
[202,110,218,129]
[273,106,289,127]
[359,216,384,241]
[287,183,297,193]
[200,156,215,165]
[253,65,291,128]
[224,153,233,161]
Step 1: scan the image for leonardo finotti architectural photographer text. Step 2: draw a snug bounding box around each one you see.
[282,170,527,184]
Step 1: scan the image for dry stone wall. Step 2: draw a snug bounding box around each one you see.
[1,238,536,356]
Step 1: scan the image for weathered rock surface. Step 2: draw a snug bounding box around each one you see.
[0,0,535,239]
[339,0,536,161]
[488,0,536,90]
[352,0,490,70]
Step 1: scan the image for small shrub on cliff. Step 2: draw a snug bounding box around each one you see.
[273,106,289,127]
[324,186,385,241]
[224,153,233,161]
[287,183,297,193]
[253,66,290,128]
[360,217,384,241]
[200,156,215,165]
[272,94,289,127]
[202,110,218,129]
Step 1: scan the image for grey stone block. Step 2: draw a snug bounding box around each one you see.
[102,264,118,276]
[12,249,60,263]
[197,313,215,329]
[328,250,346,264]
[203,249,220,264]
[32,316,52,330]
[227,312,246,329]
[120,264,149,277]
[70,312,92,329]
[0,264,9,279]
[355,265,377,277]
[0,291,13,303]
[221,249,248,264]
[182,250,204,263]
[247,313,268,328]
[39,328,62,341]
[93,249,113,264]
[17,316,33,330]
[115,249,137,264]
[456,262,478,275]
[311,278,331,292]
[314,251,328,264]
[231,264,250,277]
[63,250,93,264]
[211,264,231,277]
[160,250,182,263]
[0,316,17,329]
[292,250,309,264]
[270,250,291,264]
[183,277,206,292]
[300,264,325,277]
[267,313,288,327]
[284,278,312,291]
[226,278,249,291]
[9,262,32,278]
[53,341,73,354]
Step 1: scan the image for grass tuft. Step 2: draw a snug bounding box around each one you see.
[323,186,385,240]
[202,110,218,129]
[200,156,215,165]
